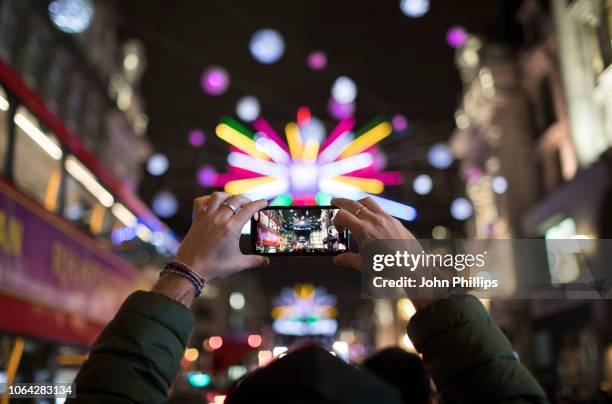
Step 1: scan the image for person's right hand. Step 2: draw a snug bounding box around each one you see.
[174,192,269,282]
[331,197,439,310]
[331,197,417,270]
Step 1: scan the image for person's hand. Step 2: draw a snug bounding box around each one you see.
[331,197,437,310]
[331,197,417,270]
[174,192,269,281]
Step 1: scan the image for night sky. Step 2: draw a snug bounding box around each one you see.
[117,0,505,236]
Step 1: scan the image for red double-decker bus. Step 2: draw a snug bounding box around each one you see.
[0,58,178,390]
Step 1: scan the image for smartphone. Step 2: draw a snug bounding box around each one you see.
[251,206,349,256]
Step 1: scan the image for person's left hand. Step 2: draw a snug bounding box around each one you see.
[174,192,270,281]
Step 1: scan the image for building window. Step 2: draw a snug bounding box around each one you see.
[63,155,114,237]
[539,75,557,131]
[0,0,26,65]
[65,75,85,134]
[600,0,612,66]
[43,51,71,115]
[0,87,9,174]
[20,25,51,92]
[12,107,62,211]
[544,217,581,284]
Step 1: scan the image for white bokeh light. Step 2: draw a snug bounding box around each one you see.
[48,0,94,34]
[300,117,326,143]
[236,96,261,122]
[249,29,285,64]
[152,191,178,218]
[492,176,508,194]
[427,143,453,169]
[229,292,246,310]
[400,0,430,17]
[146,153,169,176]
[413,174,433,195]
[331,76,357,104]
[450,197,473,220]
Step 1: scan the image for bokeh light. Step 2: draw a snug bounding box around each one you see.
[447,26,468,48]
[146,153,169,176]
[229,292,246,310]
[152,191,178,218]
[450,197,473,220]
[391,114,408,132]
[427,143,453,169]
[201,66,230,96]
[432,225,449,239]
[197,166,217,187]
[300,117,326,143]
[247,334,262,348]
[307,51,327,70]
[400,0,430,18]
[187,372,211,388]
[183,348,199,362]
[236,96,261,122]
[188,130,205,147]
[208,336,223,350]
[331,76,357,104]
[249,28,285,64]
[492,175,508,194]
[412,174,433,195]
[48,0,94,34]
[328,98,355,120]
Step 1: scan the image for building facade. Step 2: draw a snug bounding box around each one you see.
[0,0,151,190]
[450,0,612,400]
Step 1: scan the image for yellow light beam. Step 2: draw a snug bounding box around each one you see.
[333,176,385,194]
[339,121,392,158]
[301,139,320,163]
[44,167,61,211]
[285,122,303,160]
[90,204,106,234]
[2,337,25,404]
[216,123,269,160]
[224,176,278,195]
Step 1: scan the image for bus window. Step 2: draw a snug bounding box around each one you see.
[0,87,9,173]
[64,155,114,237]
[13,107,62,211]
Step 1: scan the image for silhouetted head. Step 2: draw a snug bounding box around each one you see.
[167,391,206,404]
[362,347,430,404]
[227,344,403,404]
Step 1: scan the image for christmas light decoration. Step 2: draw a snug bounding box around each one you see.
[213,108,416,220]
[271,284,338,336]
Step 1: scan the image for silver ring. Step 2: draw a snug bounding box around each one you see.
[221,202,239,215]
[354,205,367,218]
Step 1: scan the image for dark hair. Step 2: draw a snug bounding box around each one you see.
[167,391,206,404]
[362,347,430,404]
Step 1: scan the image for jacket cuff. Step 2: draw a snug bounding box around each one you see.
[118,290,195,345]
[407,295,490,350]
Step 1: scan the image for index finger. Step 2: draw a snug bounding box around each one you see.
[230,198,268,228]
[333,209,366,242]
[331,197,362,213]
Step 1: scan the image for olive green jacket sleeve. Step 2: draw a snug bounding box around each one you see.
[69,291,194,404]
[407,295,548,404]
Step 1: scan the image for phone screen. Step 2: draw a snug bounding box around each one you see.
[251,206,349,256]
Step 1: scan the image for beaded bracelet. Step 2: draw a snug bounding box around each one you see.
[160,263,205,298]
[166,260,206,285]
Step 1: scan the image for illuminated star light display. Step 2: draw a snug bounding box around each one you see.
[271,283,338,336]
[213,107,417,221]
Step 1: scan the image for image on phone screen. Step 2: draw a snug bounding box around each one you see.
[251,206,349,256]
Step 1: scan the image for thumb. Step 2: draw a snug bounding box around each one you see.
[333,252,362,270]
[237,254,270,271]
